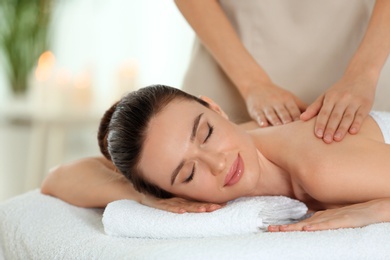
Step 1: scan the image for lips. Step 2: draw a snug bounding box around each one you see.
[224,154,244,187]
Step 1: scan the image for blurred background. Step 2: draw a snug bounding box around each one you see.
[0,0,194,201]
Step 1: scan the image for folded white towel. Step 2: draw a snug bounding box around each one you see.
[102,196,308,239]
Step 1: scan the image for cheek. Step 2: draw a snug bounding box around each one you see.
[174,176,219,201]
[222,125,249,146]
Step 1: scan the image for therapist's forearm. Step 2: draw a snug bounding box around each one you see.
[174,0,271,98]
[344,0,390,84]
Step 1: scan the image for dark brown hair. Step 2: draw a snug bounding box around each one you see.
[98,84,209,198]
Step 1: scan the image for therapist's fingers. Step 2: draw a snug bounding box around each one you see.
[253,102,302,127]
[268,98,306,125]
[320,104,369,143]
[252,111,269,127]
[264,107,283,126]
[300,95,323,122]
[331,107,357,141]
[285,100,303,121]
[332,107,368,141]
[245,83,306,127]
[310,96,334,140]
[274,105,294,124]
[348,109,367,135]
[333,115,354,142]
[320,105,348,143]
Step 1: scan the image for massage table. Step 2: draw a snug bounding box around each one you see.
[1,190,390,259]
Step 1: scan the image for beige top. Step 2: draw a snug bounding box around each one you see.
[181,0,390,123]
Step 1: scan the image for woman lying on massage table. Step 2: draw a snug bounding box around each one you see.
[41,85,390,232]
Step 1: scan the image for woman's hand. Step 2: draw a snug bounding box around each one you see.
[245,82,307,127]
[140,194,224,214]
[268,199,390,232]
[300,75,375,143]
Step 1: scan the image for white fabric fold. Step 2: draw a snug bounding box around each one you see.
[102,196,308,238]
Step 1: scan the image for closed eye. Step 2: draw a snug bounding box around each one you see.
[184,164,195,183]
[183,123,213,184]
[204,123,214,143]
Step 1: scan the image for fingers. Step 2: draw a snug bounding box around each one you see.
[253,111,269,127]
[145,196,225,214]
[180,203,223,213]
[268,221,311,232]
[252,102,302,127]
[314,103,368,143]
[300,95,323,121]
[263,108,283,126]
[285,100,303,121]
[348,110,366,135]
[305,82,374,143]
[326,108,355,142]
[268,211,335,232]
[268,216,355,232]
[314,103,345,143]
[245,85,305,127]
[268,222,329,232]
[160,200,224,214]
[254,96,367,143]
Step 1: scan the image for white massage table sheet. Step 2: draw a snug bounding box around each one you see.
[1,190,390,259]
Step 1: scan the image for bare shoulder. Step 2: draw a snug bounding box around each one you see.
[252,114,387,169]
[287,116,390,205]
[282,114,384,143]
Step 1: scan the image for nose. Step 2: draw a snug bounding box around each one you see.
[201,150,226,176]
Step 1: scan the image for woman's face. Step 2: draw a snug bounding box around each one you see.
[138,98,262,203]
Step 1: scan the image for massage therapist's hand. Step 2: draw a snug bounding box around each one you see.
[244,81,307,127]
[140,194,224,214]
[300,75,375,143]
[268,199,390,232]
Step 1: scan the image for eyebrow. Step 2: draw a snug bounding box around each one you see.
[170,113,203,185]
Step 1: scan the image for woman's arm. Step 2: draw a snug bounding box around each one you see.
[41,157,142,208]
[41,156,222,212]
[174,0,306,126]
[268,198,390,232]
[301,0,390,143]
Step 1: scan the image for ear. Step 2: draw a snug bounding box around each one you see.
[199,96,229,120]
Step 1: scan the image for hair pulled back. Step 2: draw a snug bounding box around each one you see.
[97,84,209,198]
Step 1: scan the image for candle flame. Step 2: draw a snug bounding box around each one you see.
[35,51,56,82]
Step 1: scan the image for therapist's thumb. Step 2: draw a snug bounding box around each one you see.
[300,96,323,121]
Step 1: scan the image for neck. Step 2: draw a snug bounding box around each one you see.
[249,134,295,198]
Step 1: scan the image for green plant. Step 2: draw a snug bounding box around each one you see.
[0,0,53,95]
